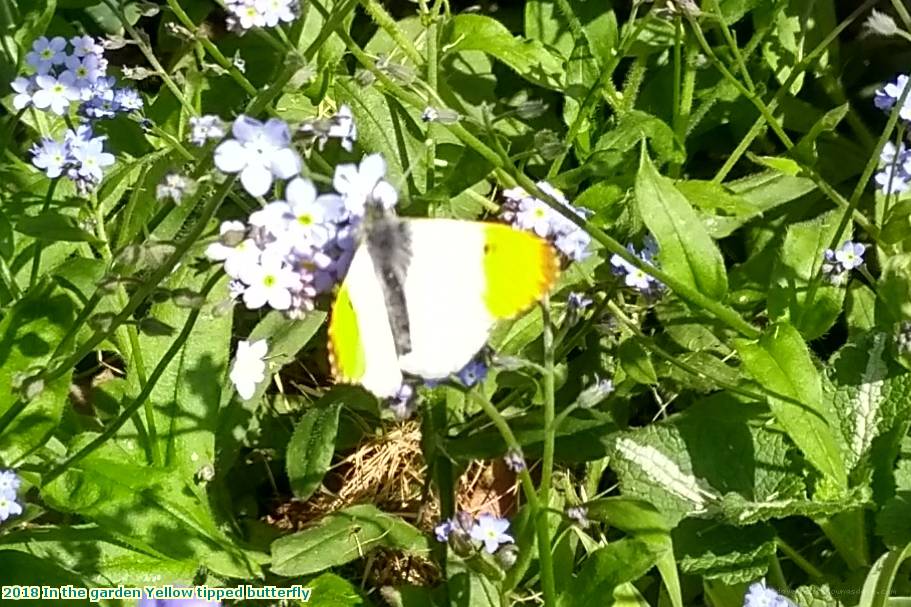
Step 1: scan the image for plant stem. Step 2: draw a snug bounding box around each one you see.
[165,0,259,97]
[776,537,826,582]
[102,0,197,117]
[29,179,58,290]
[468,391,556,606]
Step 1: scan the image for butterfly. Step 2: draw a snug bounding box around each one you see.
[328,213,560,397]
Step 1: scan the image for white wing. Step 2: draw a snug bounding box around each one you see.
[335,242,403,398]
[397,219,494,379]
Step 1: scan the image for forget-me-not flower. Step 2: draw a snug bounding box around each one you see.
[470,514,514,554]
[229,339,268,401]
[214,115,302,197]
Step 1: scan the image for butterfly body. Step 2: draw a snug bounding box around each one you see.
[329,216,558,397]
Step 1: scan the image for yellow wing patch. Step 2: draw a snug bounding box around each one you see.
[482,224,559,319]
[327,282,366,382]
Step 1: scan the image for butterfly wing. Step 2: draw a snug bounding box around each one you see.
[397,219,559,379]
[328,241,403,398]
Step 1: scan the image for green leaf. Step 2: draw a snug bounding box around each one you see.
[767,211,849,340]
[846,283,876,337]
[287,401,342,500]
[335,78,428,198]
[42,450,263,580]
[270,504,430,576]
[675,180,763,238]
[217,310,326,470]
[858,544,911,607]
[635,149,728,299]
[674,518,776,584]
[443,15,563,90]
[0,525,198,585]
[593,110,685,170]
[618,338,658,385]
[734,322,847,485]
[15,210,102,244]
[878,253,911,324]
[0,551,89,606]
[557,539,659,607]
[827,333,911,476]
[0,282,75,465]
[135,269,233,484]
[307,573,367,606]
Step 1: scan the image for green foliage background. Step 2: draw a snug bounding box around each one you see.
[3,0,911,606]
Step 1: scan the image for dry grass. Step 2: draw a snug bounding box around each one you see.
[265,419,520,586]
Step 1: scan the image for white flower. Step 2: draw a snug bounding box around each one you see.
[189,115,226,146]
[470,514,513,554]
[515,197,555,237]
[11,77,35,110]
[229,339,268,400]
[239,252,301,310]
[0,470,21,498]
[214,115,302,197]
[32,72,81,115]
[0,493,22,522]
[207,236,262,279]
[283,178,344,248]
[332,153,398,217]
[156,172,194,204]
[256,0,297,27]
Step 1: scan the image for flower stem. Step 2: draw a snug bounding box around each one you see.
[29,179,57,290]
[467,391,556,605]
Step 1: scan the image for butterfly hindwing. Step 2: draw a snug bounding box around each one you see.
[328,242,402,398]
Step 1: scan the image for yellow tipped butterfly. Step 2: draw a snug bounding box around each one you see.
[328,205,560,398]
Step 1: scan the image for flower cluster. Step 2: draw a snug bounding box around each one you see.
[30,125,115,193]
[13,35,141,119]
[229,339,268,400]
[610,236,664,296]
[821,240,865,285]
[225,0,298,31]
[743,580,792,607]
[0,469,23,523]
[874,141,911,194]
[208,115,390,316]
[500,182,592,261]
[435,511,514,555]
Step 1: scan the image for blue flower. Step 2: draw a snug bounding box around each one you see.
[503,449,526,472]
[114,88,143,111]
[189,115,226,146]
[743,580,790,607]
[501,181,592,261]
[610,238,664,296]
[875,74,911,119]
[822,241,865,285]
[387,383,416,420]
[0,493,22,522]
[434,519,454,542]
[25,36,67,74]
[214,115,302,197]
[457,359,488,387]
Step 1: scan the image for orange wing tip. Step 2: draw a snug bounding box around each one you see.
[483,224,561,319]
